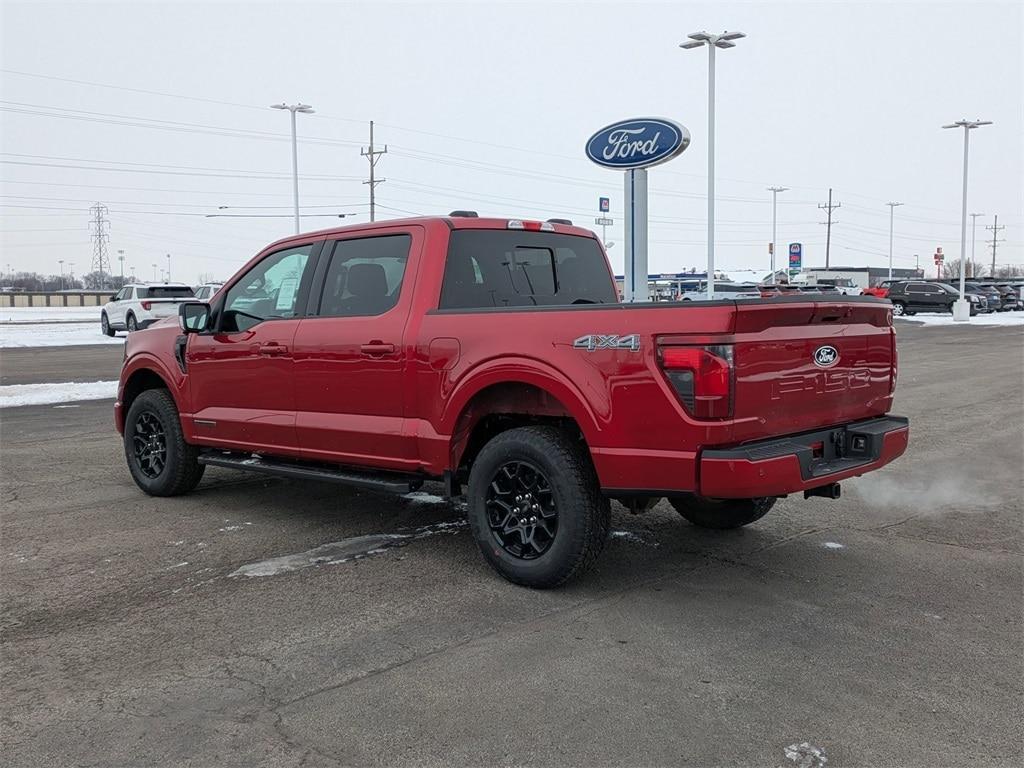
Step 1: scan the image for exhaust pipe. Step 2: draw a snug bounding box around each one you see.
[804,482,841,500]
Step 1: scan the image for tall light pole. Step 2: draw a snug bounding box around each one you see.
[942,119,992,320]
[969,212,984,277]
[767,186,787,280]
[681,30,746,300]
[271,102,315,234]
[152,263,158,281]
[166,253,171,282]
[117,249,125,284]
[886,202,903,279]
[68,262,74,289]
[58,259,65,290]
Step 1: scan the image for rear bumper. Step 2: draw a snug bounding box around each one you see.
[699,415,909,498]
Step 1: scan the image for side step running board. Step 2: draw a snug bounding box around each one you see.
[198,452,424,494]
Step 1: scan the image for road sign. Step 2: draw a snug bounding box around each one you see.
[788,242,802,275]
[599,197,610,212]
[595,217,614,226]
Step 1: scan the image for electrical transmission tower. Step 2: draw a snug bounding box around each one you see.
[985,215,1006,276]
[818,188,841,269]
[89,203,112,289]
[361,120,388,222]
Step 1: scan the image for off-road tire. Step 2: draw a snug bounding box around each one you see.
[124,388,205,496]
[467,426,609,588]
[101,312,115,337]
[126,312,138,332]
[669,495,776,530]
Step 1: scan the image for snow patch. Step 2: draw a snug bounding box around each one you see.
[229,519,468,578]
[782,742,828,768]
[0,380,118,408]
[896,310,1024,327]
[402,491,448,505]
[822,542,845,550]
[0,321,126,348]
[0,306,103,323]
[610,529,658,546]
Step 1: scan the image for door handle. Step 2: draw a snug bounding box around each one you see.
[258,342,289,357]
[360,341,396,356]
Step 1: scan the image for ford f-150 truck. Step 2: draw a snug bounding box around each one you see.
[115,214,909,587]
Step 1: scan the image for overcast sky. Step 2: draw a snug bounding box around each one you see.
[1,0,1021,284]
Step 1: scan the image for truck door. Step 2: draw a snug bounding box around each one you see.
[292,228,422,471]
[185,242,319,456]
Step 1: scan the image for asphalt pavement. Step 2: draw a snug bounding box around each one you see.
[1,323,1022,767]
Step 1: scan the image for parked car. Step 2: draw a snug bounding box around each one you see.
[990,284,1023,311]
[192,282,224,301]
[863,280,898,299]
[101,283,195,335]
[998,284,1024,310]
[816,278,862,295]
[758,284,801,298]
[679,282,763,301]
[115,214,908,588]
[886,280,983,316]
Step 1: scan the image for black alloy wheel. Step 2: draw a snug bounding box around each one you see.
[132,411,167,479]
[485,460,558,559]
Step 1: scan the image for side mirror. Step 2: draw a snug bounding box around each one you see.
[178,302,210,333]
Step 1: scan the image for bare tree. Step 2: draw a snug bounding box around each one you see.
[941,260,987,279]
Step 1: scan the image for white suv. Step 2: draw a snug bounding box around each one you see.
[101,283,195,335]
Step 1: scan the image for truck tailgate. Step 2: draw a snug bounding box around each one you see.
[729,301,894,442]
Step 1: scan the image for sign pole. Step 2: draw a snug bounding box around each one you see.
[624,169,649,302]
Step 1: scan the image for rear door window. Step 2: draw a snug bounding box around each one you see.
[439,230,616,309]
[317,234,411,317]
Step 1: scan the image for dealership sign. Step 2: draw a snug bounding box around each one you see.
[585,118,691,170]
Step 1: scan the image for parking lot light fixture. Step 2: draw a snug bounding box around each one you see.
[942,119,992,320]
[271,102,315,234]
[681,30,746,299]
[886,202,903,279]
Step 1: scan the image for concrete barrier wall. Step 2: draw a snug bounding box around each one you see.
[0,292,115,308]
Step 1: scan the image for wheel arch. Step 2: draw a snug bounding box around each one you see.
[444,365,602,480]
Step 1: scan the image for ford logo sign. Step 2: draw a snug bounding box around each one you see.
[585,117,691,170]
[813,345,840,368]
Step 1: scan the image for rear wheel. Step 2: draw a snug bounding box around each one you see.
[124,389,204,496]
[669,495,775,530]
[101,312,115,337]
[467,426,609,588]
[126,312,138,332]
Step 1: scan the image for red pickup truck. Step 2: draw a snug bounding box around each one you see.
[116,214,908,587]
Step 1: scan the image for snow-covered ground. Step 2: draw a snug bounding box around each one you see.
[0,322,125,348]
[0,380,118,408]
[0,306,103,323]
[896,310,1024,327]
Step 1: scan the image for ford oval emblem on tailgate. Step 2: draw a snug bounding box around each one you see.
[813,345,840,368]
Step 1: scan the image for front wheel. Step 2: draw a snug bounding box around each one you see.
[467,426,609,588]
[669,495,776,530]
[124,389,205,496]
[891,301,906,316]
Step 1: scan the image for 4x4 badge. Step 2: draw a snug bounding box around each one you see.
[573,334,640,352]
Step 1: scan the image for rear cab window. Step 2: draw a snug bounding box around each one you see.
[439,230,616,310]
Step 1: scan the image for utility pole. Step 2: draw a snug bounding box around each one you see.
[886,202,903,279]
[89,203,111,290]
[818,188,840,269]
[767,186,787,279]
[986,215,1005,276]
[969,212,984,277]
[361,120,388,222]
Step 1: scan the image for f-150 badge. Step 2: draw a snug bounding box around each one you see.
[573,334,641,352]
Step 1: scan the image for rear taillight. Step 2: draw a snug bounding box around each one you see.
[658,344,734,419]
[141,301,152,310]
